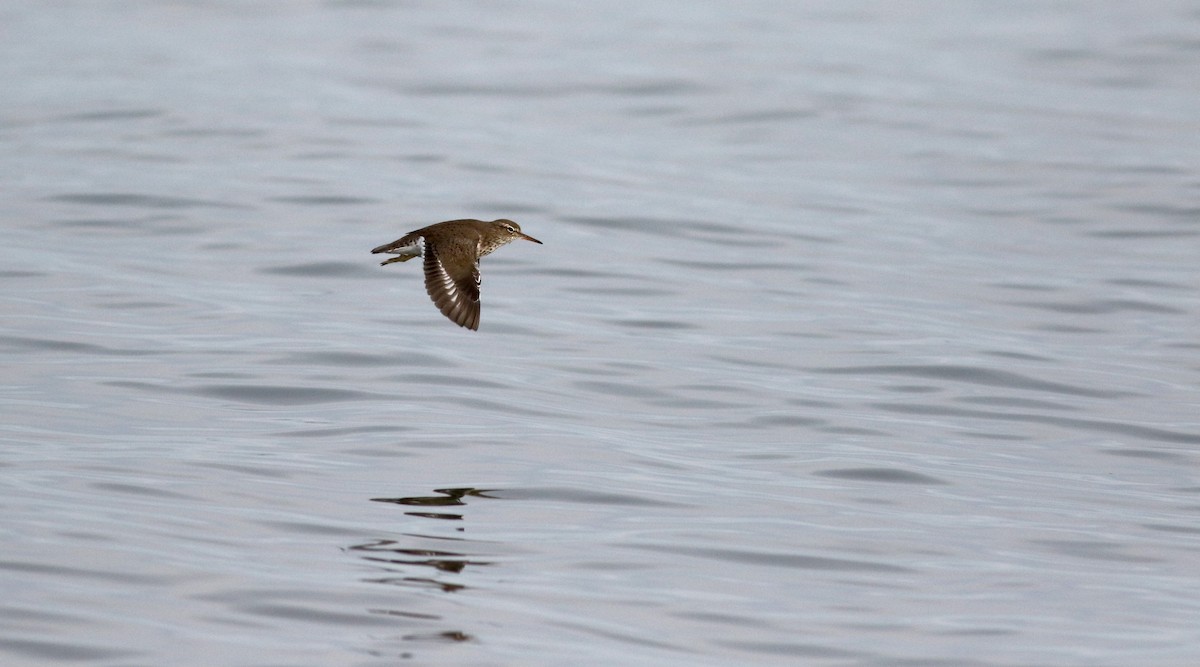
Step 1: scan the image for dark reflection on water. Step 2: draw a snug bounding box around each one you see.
[350,488,502,649]
[351,540,489,573]
[373,487,498,505]
[400,630,475,643]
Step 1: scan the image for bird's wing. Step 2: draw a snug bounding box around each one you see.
[422,239,482,331]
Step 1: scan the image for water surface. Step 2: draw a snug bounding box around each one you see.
[3,1,1200,665]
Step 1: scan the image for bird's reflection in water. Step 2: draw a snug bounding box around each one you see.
[351,539,492,575]
[349,487,501,650]
[369,487,498,521]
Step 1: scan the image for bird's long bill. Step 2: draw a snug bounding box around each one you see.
[517,231,543,244]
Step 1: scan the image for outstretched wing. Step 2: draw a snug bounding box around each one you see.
[422,239,481,330]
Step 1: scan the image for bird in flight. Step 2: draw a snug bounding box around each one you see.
[371,218,542,330]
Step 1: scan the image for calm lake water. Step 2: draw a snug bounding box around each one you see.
[3,1,1200,665]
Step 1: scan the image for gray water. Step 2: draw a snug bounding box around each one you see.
[3,1,1200,665]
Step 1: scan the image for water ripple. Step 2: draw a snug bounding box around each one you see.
[0,638,137,663]
[259,261,373,277]
[633,544,913,573]
[493,487,686,508]
[0,335,143,356]
[105,380,377,406]
[814,468,950,485]
[813,364,1138,398]
[267,195,379,206]
[874,402,1200,445]
[1007,298,1184,315]
[47,193,246,209]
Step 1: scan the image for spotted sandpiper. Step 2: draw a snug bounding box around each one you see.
[371,218,542,330]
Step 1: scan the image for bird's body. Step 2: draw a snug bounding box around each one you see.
[371,218,541,330]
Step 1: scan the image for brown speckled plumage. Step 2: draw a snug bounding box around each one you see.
[371,219,541,330]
